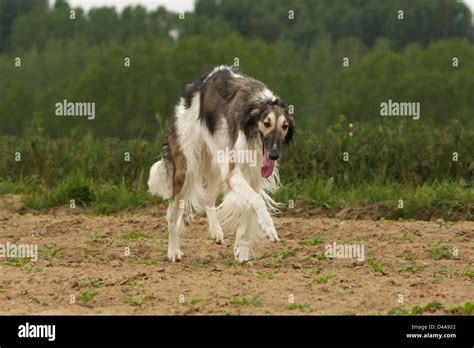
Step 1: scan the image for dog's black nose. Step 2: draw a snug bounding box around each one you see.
[269,150,279,161]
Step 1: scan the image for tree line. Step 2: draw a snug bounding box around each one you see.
[0,0,473,139]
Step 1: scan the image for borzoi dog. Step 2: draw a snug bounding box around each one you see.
[148,65,294,262]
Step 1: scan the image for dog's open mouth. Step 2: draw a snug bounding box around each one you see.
[261,149,276,178]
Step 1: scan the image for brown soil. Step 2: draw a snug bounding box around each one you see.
[0,199,473,315]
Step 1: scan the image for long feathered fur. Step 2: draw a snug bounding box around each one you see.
[148,65,293,262]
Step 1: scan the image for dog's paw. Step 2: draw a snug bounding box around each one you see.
[210,225,224,245]
[258,218,280,243]
[167,248,184,262]
[234,244,250,262]
[266,230,279,243]
[234,245,240,259]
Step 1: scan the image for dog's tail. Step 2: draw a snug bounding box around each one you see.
[147,159,172,199]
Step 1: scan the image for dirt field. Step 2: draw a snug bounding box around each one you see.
[0,196,473,315]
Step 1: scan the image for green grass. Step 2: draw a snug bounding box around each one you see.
[77,290,98,304]
[230,294,263,307]
[287,303,311,313]
[426,240,454,260]
[0,181,31,195]
[2,257,32,268]
[43,247,66,262]
[14,176,159,215]
[298,236,325,246]
[23,175,95,209]
[121,295,150,306]
[0,121,472,220]
[464,269,474,281]
[397,251,417,260]
[0,174,471,221]
[131,296,143,306]
[32,297,48,306]
[448,302,474,315]
[120,231,149,242]
[312,252,332,260]
[182,298,202,307]
[367,253,385,275]
[388,301,444,315]
[312,274,336,284]
[92,182,158,214]
[275,179,474,220]
[274,250,296,260]
[86,231,108,244]
[22,265,43,273]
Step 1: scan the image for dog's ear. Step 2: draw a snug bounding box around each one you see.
[284,116,295,144]
[249,107,263,117]
[245,101,264,118]
[242,102,264,135]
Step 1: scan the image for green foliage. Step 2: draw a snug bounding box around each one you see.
[196,0,473,49]
[325,40,474,125]
[298,236,325,246]
[449,302,474,315]
[23,175,95,209]
[367,253,385,275]
[399,264,425,273]
[0,1,473,139]
[120,231,149,242]
[2,120,472,191]
[312,274,336,284]
[230,294,263,307]
[77,290,98,304]
[287,303,312,313]
[388,301,444,315]
[426,241,454,260]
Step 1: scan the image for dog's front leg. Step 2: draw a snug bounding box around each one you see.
[228,171,279,243]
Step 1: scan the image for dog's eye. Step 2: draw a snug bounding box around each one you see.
[264,121,271,128]
[282,124,288,130]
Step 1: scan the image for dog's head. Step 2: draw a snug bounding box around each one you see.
[243,98,295,178]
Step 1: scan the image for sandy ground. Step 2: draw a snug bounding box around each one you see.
[0,197,473,315]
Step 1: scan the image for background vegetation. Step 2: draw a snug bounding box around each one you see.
[0,0,473,219]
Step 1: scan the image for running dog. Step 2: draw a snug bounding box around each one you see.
[148,65,294,262]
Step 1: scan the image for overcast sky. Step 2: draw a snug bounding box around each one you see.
[51,0,474,14]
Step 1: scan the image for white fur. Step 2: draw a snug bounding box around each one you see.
[203,65,242,82]
[147,160,172,199]
[258,88,277,102]
[149,79,281,263]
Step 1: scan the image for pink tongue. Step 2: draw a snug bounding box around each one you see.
[261,152,275,178]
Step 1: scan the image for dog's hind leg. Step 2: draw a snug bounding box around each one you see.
[167,199,184,262]
[166,133,187,262]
